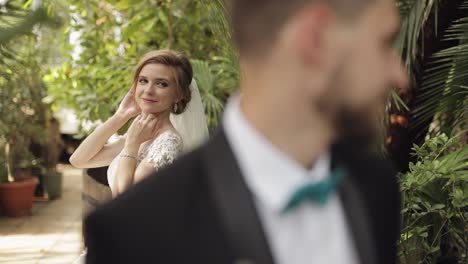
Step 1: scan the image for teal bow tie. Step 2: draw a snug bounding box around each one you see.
[282,167,347,213]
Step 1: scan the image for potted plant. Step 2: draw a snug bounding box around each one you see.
[0,0,61,215]
[0,142,39,217]
[0,41,46,216]
[0,83,44,216]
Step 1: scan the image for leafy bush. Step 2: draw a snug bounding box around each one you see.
[399,133,468,263]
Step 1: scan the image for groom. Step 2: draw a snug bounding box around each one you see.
[85,0,408,263]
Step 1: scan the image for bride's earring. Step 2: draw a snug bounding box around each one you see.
[173,103,179,113]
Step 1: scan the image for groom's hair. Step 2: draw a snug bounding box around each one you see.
[228,0,373,57]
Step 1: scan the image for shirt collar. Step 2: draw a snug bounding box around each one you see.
[223,95,331,213]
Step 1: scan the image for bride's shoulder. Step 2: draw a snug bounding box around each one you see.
[151,130,183,149]
[158,129,182,142]
[145,130,183,166]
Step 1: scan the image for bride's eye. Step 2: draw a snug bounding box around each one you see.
[138,78,148,84]
[157,82,169,88]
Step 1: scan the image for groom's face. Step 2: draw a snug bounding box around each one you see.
[331,0,407,143]
[291,0,408,142]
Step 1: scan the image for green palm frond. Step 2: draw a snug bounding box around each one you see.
[412,1,468,136]
[396,0,437,69]
[386,0,435,141]
[190,0,239,128]
[200,0,240,82]
[390,89,410,111]
[191,59,225,127]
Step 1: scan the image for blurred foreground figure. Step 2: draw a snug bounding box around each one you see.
[85,0,408,263]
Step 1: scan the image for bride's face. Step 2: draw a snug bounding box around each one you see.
[135,63,180,114]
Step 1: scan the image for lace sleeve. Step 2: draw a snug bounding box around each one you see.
[145,132,183,171]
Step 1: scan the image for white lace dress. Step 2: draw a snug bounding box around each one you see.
[107,130,183,191]
[72,131,182,264]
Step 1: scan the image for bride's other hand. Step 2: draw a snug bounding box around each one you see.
[126,113,162,147]
[69,89,139,169]
[116,88,141,119]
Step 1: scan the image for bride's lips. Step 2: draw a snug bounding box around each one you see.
[141,98,158,103]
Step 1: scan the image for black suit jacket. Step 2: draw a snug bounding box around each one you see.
[85,129,401,264]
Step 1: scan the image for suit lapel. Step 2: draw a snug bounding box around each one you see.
[202,129,378,264]
[202,129,275,264]
[333,144,378,264]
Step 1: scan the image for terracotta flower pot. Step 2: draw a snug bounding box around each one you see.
[0,176,39,217]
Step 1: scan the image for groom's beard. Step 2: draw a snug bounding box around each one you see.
[316,64,381,149]
[318,97,380,149]
[334,106,380,148]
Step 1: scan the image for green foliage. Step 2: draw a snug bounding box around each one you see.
[395,0,437,71]
[412,1,468,137]
[385,0,436,115]
[399,133,468,263]
[396,2,468,259]
[46,0,239,132]
[393,0,468,138]
[0,1,60,44]
[0,0,58,182]
[191,58,238,126]
[0,41,48,182]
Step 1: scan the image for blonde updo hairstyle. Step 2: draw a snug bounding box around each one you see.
[131,49,193,114]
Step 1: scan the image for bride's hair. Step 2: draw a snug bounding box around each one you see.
[131,49,193,115]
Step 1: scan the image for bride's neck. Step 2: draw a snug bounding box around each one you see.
[143,110,172,128]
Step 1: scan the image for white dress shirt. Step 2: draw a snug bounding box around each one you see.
[223,96,359,264]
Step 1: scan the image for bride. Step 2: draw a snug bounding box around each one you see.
[69,49,208,263]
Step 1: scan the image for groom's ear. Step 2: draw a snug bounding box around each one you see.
[288,4,333,66]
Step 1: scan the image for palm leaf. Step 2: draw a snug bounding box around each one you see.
[396,0,437,70]
[412,1,468,136]
[388,0,437,117]
[191,59,224,127]
[385,0,436,149]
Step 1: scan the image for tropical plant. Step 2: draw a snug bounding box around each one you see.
[0,0,60,182]
[0,38,48,182]
[191,58,238,127]
[392,1,468,262]
[399,133,468,263]
[412,2,468,138]
[389,0,468,172]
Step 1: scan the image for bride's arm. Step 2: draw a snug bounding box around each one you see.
[70,89,140,168]
[110,137,139,197]
[69,114,128,168]
[111,114,160,197]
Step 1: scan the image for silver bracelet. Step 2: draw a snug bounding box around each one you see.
[119,153,140,161]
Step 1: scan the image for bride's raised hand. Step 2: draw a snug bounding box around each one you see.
[126,113,162,146]
[116,88,141,119]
